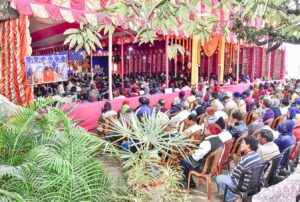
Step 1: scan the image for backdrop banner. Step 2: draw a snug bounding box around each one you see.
[25,55,68,85]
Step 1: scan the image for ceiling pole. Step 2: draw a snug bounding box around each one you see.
[108,33,113,100]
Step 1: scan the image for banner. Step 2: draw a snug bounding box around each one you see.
[25,55,68,85]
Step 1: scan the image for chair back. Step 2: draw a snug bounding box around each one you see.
[197,114,205,125]
[264,118,274,127]
[235,163,266,194]
[263,153,284,187]
[100,114,118,135]
[218,139,235,173]
[271,115,284,130]
[245,111,253,125]
[281,144,296,169]
[201,146,224,176]
[230,134,247,155]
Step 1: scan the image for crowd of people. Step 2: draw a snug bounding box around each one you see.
[95,76,300,201]
[33,70,300,201]
[32,71,278,102]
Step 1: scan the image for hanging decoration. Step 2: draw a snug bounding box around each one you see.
[182,38,185,71]
[203,35,220,57]
[0,15,32,105]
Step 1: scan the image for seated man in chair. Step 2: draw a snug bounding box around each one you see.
[180,123,224,188]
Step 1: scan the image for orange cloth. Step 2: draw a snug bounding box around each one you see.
[203,36,221,57]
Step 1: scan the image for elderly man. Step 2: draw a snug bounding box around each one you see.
[180,123,224,188]
[257,129,280,162]
[170,101,191,128]
[182,114,202,139]
[211,92,224,111]
[227,111,248,139]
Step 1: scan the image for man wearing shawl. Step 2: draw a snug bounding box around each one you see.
[274,120,296,167]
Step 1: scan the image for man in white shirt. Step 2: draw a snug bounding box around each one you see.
[211,92,224,111]
[280,99,290,116]
[57,82,65,95]
[257,129,280,162]
[169,101,191,128]
[180,123,224,188]
[187,90,197,104]
[66,81,74,92]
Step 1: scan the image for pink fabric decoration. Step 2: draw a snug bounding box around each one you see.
[247,47,254,79]
[270,50,276,78]
[71,0,85,10]
[280,49,286,80]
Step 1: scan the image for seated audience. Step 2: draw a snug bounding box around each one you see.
[233,92,246,114]
[211,92,224,111]
[187,90,197,103]
[180,123,223,188]
[170,101,191,128]
[262,99,275,125]
[248,110,264,136]
[136,97,152,120]
[215,117,232,143]
[182,114,201,138]
[228,111,248,139]
[169,97,181,116]
[257,129,280,162]
[274,120,296,167]
[280,99,290,116]
[216,136,262,201]
[271,98,282,119]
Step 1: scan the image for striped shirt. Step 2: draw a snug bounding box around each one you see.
[231,151,262,190]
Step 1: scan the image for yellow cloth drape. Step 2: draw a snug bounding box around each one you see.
[218,36,226,82]
[191,36,199,87]
[203,36,221,57]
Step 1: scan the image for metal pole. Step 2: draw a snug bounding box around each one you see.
[165,36,169,88]
[108,34,113,100]
[121,37,124,88]
[90,52,93,85]
[236,42,240,84]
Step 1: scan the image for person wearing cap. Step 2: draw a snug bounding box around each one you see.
[169,101,191,128]
[274,120,296,167]
[216,136,262,201]
[262,99,275,124]
[115,89,126,99]
[215,117,232,143]
[233,92,246,114]
[180,123,224,188]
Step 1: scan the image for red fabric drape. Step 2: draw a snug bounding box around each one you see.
[212,53,218,75]
[270,50,276,79]
[280,49,286,80]
[256,48,263,78]
[0,15,32,105]
[247,47,254,78]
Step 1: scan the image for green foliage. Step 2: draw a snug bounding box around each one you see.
[0,98,130,201]
[64,0,238,54]
[103,111,196,201]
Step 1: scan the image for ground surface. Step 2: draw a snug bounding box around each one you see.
[99,155,224,202]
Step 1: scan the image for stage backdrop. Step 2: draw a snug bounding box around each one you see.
[0,15,32,105]
[25,55,68,85]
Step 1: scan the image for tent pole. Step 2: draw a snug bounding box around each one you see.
[236,42,240,84]
[91,52,93,85]
[108,33,113,100]
[121,37,124,88]
[165,36,169,88]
